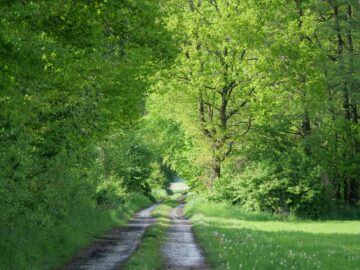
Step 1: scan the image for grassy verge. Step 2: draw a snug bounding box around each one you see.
[123,199,178,270]
[184,197,360,270]
[0,193,152,270]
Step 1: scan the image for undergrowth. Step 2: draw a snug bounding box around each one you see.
[0,193,151,270]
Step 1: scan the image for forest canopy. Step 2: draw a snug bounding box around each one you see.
[146,0,360,217]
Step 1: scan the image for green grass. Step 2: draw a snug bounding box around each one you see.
[123,199,177,270]
[0,193,152,270]
[151,188,174,202]
[184,197,360,270]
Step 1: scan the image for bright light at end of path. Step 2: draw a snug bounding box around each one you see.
[170,178,189,192]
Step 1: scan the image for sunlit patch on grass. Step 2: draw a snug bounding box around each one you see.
[185,198,360,270]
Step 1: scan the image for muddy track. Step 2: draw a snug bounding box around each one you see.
[162,204,209,270]
[60,204,158,270]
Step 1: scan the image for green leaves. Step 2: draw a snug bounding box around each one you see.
[144,0,360,213]
[0,1,176,268]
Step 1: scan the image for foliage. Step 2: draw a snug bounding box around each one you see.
[0,0,175,268]
[211,159,330,218]
[0,191,151,270]
[141,111,208,190]
[1,0,360,267]
[147,0,360,216]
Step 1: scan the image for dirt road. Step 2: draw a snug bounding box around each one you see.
[162,204,208,270]
[61,204,158,270]
[61,202,208,270]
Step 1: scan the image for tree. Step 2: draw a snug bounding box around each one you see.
[0,1,176,268]
[156,0,263,181]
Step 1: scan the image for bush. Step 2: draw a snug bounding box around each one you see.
[210,159,331,218]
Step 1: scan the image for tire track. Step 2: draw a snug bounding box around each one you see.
[162,204,209,270]
[61,204,158,270]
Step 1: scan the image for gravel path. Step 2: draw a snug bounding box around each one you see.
[61,204,158,270]
[163,204,208,270]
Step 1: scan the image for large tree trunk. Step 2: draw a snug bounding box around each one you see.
[347,5,356,126]
[211,162,221,180]
[295,0,312,154]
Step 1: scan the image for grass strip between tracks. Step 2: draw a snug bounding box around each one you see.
[122,198,178,270]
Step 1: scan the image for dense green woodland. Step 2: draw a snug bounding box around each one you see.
[0,0,359,269]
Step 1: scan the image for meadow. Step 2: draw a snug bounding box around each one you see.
[185,198,360,270]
